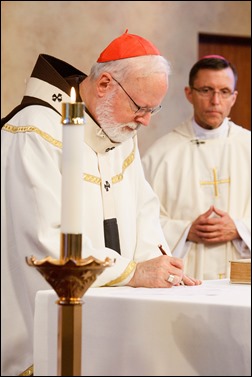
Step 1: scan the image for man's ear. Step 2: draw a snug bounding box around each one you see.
[97,73,112,97]
[184,86,193,105]
[230,90,238,108]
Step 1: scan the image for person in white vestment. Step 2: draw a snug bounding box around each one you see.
[1,31,201,376]
[142,55,251,281]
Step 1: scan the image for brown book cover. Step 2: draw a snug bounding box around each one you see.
[229,258,251,284]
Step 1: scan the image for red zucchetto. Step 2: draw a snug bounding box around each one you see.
[97,29,161,63]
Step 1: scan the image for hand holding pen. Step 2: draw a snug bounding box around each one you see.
[158,244,185,285]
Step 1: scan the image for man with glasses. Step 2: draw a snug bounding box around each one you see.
[1,30,201,376]
[142,55,251,281]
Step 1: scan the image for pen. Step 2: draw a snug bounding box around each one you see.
[158,244,167,256]
[158,244,185,286]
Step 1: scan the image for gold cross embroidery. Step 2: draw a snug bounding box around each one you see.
[200,168,230,197]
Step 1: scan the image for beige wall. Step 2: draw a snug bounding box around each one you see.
[1,1,251,155]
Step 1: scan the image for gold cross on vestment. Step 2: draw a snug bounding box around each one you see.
[200,168,230,197]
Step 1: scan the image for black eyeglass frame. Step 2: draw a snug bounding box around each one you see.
[111,76,162,116]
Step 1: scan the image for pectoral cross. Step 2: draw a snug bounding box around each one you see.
[104,181,111,192]
[200,168,230,197]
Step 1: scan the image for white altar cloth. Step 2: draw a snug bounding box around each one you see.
[34,279,251,376]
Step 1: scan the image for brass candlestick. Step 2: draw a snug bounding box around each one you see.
[27,93,114,375]
[26,250,113,376]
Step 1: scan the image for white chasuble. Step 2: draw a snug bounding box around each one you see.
[142,118,251,280]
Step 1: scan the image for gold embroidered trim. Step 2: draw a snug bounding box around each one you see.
[3,124,136,186]
[200,168,230,197]
[19,364,33,376]
[103,260,137,286]
[83,173,101,185]
[2,124,62,149]
[84,143,136,186]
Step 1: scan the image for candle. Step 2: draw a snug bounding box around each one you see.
[61,87,85,235]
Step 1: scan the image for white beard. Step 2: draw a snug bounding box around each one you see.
[96,92,141,143]
[102,122,140,143]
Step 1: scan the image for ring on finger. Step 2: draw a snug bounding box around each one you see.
[167,274,175,284]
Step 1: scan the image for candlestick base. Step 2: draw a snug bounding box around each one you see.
[26,255,114,376]
[26,255,113,303]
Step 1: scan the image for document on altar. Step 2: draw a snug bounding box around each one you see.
[84,279,250,307]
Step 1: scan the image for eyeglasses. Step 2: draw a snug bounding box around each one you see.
[191,86,235,99]
[111,77,162,116]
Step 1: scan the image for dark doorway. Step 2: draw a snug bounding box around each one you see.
[199,33,251,130]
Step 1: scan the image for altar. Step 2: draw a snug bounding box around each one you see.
[33,279,251,376]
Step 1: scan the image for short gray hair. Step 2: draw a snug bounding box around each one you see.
[89,55,171,82]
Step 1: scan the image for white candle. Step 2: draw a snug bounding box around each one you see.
[61,87,85,234]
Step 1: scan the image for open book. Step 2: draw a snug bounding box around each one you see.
[229,258,251,284]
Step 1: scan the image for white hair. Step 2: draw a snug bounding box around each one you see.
[89,55,172,82]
